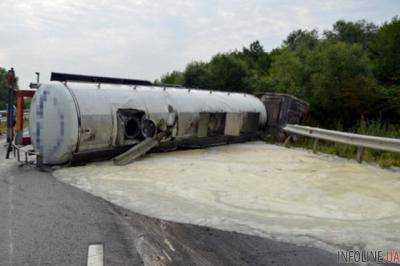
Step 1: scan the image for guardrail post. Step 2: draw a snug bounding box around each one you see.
[356,146,365,163]
[313,139,319,154]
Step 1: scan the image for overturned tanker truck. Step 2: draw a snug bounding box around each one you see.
[29,73,267,165]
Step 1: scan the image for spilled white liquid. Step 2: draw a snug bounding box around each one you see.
[53,142,400,253]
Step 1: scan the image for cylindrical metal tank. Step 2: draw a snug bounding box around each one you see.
[29,83,267,164]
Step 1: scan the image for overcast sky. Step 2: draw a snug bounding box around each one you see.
[1,0,399,87]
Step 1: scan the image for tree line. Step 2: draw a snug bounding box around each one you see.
[157,17,400,129]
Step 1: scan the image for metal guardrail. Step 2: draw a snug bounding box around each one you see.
[283,124,400,162]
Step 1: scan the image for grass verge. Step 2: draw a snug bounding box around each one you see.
[284,121,400,168]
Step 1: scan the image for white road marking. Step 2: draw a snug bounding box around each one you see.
[87,244,104,266]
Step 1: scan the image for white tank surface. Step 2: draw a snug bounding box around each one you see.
[29,82,267,164]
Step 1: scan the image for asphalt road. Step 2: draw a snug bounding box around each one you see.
[0,152,142,265]
[0,145,340,265]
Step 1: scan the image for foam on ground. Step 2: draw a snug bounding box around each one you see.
[53,142,400,253]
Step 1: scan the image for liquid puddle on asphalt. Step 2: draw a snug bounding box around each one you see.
[53,142,400,253]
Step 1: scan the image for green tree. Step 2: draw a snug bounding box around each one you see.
[159,71,184,86]
[369,16,400,85]
[267,41,379,127]
[240,41,271,74]
[305,41,378,127]
[375,85,400,124]
[284,29,319,51]
[324,20,378,49]
[268,48,303,96]
[0,68,10,109]
[183,61,212,89]
[208,53,250,92]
